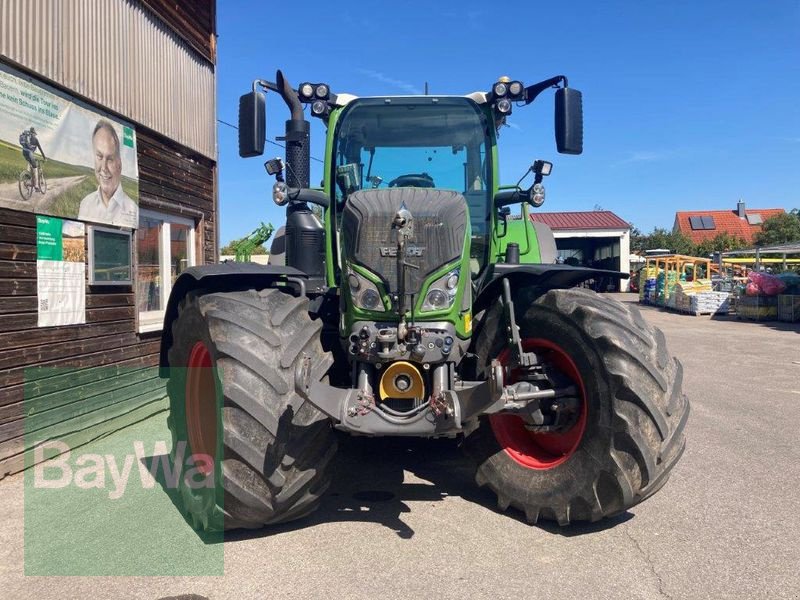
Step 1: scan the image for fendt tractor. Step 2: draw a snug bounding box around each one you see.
[159,69,689,531]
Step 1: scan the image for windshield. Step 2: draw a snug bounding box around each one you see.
[333,97,493,275]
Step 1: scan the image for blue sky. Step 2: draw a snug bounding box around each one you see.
[216,0,800,244]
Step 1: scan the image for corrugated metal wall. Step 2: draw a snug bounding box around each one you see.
[0,0,215,159]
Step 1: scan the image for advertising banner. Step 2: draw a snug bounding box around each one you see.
[0,63,139,228]
[36,216,86,327]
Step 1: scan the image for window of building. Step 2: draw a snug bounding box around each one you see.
[137,209,196,333]
[746,213,762,225]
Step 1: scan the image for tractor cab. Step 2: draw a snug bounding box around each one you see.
[330,96,494,276]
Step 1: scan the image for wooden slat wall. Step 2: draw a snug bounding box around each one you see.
[0,129,216,479]
[140,0,216,63]
[137,129,217,264]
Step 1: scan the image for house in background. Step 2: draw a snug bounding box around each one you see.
[529,211,631,292]
[673,201,785,245]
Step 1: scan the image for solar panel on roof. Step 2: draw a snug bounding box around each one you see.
[701,216,716,230]
[689,216,704,230]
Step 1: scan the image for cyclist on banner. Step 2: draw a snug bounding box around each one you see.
[19,127,46,192]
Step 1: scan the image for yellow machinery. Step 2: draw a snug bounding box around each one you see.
[640,254,712,306]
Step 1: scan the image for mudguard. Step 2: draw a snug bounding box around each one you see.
[473,263,628,314]
[158,263,305,374]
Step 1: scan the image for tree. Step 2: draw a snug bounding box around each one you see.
[633,227,694,255]
[693,233,748,257]
[220,237,268,255]
[753,213,800,246]
[629,223,645,253]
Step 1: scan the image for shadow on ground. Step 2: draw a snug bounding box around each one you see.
[147,434,632,542]
[628,294,800,334]
[710,313,800,334]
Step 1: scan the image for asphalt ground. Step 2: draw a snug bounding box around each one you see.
[1,293,799,599]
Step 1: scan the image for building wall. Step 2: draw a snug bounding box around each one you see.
[0,0,216,478]
[553,228,631,292]
[0,0,216,159]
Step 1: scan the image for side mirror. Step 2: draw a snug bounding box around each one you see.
[238,91,266,157]
[555,87,583,155]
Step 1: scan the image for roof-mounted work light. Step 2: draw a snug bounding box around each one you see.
[298,82,330,101]
[493,81,508,97]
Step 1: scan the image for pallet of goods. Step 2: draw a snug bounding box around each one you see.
[639,267,659,305]
[777,295,800,323]
[672,289,731,315]
[736,295,778,321]
[639,254,713,310]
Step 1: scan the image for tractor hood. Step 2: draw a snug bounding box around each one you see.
[341,188,468,298]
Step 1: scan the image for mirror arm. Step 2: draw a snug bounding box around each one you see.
[253,79,279,94]
[252,71,304,121]
[523,75,568,106]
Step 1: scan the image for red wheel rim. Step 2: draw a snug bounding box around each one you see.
[185,341,217,475]
[489,338,588,470]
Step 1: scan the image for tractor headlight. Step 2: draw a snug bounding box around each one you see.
[360,289,382,311]
[493,82,508,97]
[421,269,459,313]
[348,270,386,312]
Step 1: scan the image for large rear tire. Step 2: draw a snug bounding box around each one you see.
[166,288,337,531]
[463,288,689,525]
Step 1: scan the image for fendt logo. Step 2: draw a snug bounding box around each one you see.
[379,245,425,257]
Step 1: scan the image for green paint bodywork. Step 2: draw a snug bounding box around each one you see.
[493,206,544,265]
[320,101,542,341]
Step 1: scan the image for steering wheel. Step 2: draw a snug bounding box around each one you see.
[388,173,435,188]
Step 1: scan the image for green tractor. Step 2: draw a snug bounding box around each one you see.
[159,70,689,530]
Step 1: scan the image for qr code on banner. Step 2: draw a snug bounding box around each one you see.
[39,298,49,312]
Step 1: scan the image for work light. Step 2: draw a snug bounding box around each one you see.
[299,83,314,99]
[531,183,545,207]
[272,181,289,206]
[311,100,328,116]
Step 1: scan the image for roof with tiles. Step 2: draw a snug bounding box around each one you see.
[529,211,630,231]
[673,207,785,244]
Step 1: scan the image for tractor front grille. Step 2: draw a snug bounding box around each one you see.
[341,188,467,297]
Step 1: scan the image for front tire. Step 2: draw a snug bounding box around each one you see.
[463,288,689,525]
[166,288,337,531]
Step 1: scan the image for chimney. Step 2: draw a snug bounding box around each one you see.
[737,199,746,218]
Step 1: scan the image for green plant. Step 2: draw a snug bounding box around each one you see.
[754,213,800,246]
